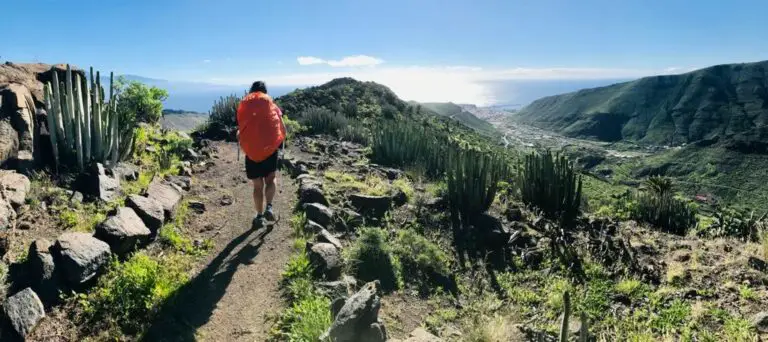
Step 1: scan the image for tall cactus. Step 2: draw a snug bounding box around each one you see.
[43,65,125,172]
[559,290,570,342]
[518,150,583,226]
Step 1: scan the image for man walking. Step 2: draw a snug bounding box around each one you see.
[237,81,287,229]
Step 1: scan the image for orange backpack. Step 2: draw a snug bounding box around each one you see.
[236,92,286,162]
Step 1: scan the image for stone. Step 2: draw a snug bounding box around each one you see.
[748,256,768,272]
[299,182,328,206]
[751,311,768,333]
[220,195,233,206]
[317,228,343,250]
[321,280,387,342]
[111,163,139,181]
[0,170,30,208]
[183,148,200,161]
[95,207,152,256]
[349,194,391,218]
[4,288,45,339]
[382,168,403,180]
[125,195,165,234]
[0,119,19,167]
[317,275,357,299]
[392,189,408,207]
[473,213,510,249]
[305,220,326,234]
[672,250,691,263]
[188,200,206,213]
[304,203,334,228]
[1,83,35,157]
[0,196,16,230]
[505,206,523,221]
[339,209,363,230]
[53,232,111,285]
[96,174,120,202]
[15,150,35,174]
[166,175,192,191]
[27,239,56,288]
[308,242,343,280]
[146,179,183,220]
[331,297,347,319]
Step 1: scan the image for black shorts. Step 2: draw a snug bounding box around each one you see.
[245,150,279,179]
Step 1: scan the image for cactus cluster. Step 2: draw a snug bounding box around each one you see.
[370,120,447,178]
[630,191,695,235]
[43,65,123,171]
[446,146,510,227]
[518,150,583,226]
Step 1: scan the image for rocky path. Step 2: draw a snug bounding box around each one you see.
[144,142,297,342]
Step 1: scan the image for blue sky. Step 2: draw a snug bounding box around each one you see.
[4,0,768,104]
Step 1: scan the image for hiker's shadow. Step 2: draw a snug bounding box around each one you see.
[142,223,275,342]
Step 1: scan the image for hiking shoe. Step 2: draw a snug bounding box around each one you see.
[252,215,265,229]
[264,204,276,221]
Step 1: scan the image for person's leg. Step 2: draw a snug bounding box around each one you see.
[263,171,277,220]
[253,178,265,213]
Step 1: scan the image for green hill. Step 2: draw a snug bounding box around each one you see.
[511,60,768,146]
[419,102,498,137]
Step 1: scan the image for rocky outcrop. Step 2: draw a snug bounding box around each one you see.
[390,328,443,342]
[53,232,111,286]
[95,207,151,256]
[308,242,342,280]
[0,196,16,230]
[321,280,387,342]
[4,288,45,339]
[146,179,183,220]
[125,195,165,234]
[0,170,30,208]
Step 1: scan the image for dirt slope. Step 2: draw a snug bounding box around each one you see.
[144,142,296,341]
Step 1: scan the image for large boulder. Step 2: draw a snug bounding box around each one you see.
[0,84,36,154]
[166,175,191,191]
[321,280,387,342]
[111,163,139,181]
[304,203,334,228]
[27,239,59,303]
[349,194,391,218]
[53,232,111,286]
[0,170,30,208]
[316,228,343,250]
[316,275,357,299]
[308,242,342,281]
[80,163,121,202]
[146,179,183,220]
[125,194,165,234]
[95,207,151,256]
[4,288,45,339]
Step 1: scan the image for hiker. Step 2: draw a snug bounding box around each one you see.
[237,81,287,228]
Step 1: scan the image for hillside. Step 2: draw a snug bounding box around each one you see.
[511,60,768,146]
[160,109,208,132]
[419,102,498,137]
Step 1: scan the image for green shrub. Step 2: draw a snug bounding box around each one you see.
[282,252,312,283]
[114,78,168,124]
[630,192,696,235]
[346,227,402,291]
[338,124,369,145]
[283,115,304,141]
[391,230,452,290]
[697,205,766,241]
[272,293,332,341]
[78,253,190,334]
[517,150,582,225]
[209,94,239,130]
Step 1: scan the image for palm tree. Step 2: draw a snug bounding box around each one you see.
[643,175,674,197]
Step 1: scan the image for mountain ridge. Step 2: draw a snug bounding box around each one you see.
[510,60,768,146]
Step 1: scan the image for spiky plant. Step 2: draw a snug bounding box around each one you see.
[370,121,447,178]
[643,175,673,197]
[43,65,123,172]
[630,191,696,235]
[518,150,583,226]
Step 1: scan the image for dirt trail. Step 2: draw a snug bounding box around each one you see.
[144,142,297,342]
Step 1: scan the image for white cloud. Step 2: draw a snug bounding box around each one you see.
[297,55,384,67]
[297,56,326,65]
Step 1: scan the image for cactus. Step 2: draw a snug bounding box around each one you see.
[43,65,125,172]
[518,150,583,226]
[559,290,570,342]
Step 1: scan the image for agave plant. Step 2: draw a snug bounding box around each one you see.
[43,65,126,172]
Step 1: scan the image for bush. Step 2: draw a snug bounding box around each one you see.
[272,293,332,341]
[371,121,447,177]
[114,77,168,124]
[391,230,452,291]
[696,205,766,241]
[517,150,583,225]
[345,227,402,291]
[338,124,369,145]
[630,192,696,235]
[78,253,190,334]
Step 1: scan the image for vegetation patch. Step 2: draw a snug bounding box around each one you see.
[345,227,402,292]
